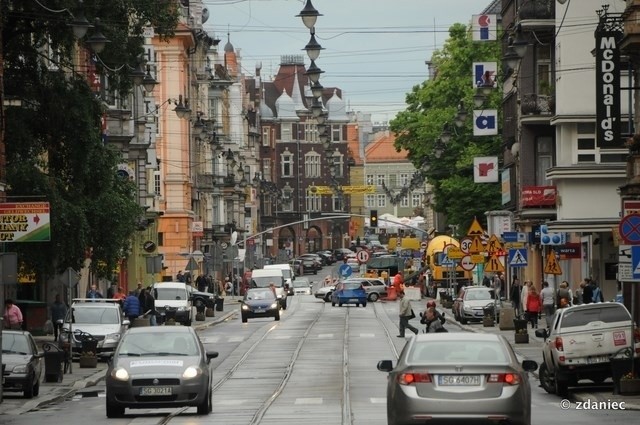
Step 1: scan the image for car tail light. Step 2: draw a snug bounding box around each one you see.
[487,373,521,385]
[398,372,432,385]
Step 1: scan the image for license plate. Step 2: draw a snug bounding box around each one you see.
[438,375,481,386]
[254,309,265,313]
[587,356,608,364]
[140,386,172,396]
[349,298,359,302]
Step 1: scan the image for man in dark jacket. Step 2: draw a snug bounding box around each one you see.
[581,278,593,304]
[422,308,447,333]
[123,291,142,322]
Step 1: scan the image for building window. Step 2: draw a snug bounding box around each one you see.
[331,124,341,142]
[332,154,344,177]
[282,196,293,212]
[306,193,321,212]
[399,173,410,187]
[366,174,374,184]
[262,159,272,181]
[411,193,422,207]
[281,151,293,177]
[262,127,271,147]
[536,136,553,186]
[376,194,386,208]
[576,122,596,164]
[304,123,318,142]
[536,44,552,95]
[400,196,409,207]
[154,171,161,196]
[333,194,344,211]
[305,151,321,178]
[366,194,376,208]
[376,174,386,186]
[281,123,292,142]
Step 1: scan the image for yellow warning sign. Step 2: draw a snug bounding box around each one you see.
[467,218,485,236]
[484,254,505,273]
[544,250,562,275]
[470,254,485,264]
[469,236,484,254]
[447,247,464,259]
[486,235,504,254]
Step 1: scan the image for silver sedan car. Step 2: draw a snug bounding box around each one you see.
[105,326,218,417]
[377,333,537,425]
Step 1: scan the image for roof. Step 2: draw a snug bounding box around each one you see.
[365,132,409,163]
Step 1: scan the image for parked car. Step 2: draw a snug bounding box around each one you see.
[1,330,43,398]
[377,333,537,425]
[105,326,218,417]
[331,281,368,307]
[239,288,281,322]
[535,302,640,397]
[315,250,336,265]
[292,277,313,295]
[343,277,387,302]
[314,283,336,302]
[185,285,216,310]
[58,299,130,357]
[332,248,353,261]
[291,257,321,275]
[455,286,500,325]
[298,253,325,268]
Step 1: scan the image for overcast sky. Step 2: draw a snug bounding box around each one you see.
[203,0,491,123]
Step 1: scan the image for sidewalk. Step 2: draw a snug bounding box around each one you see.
[0,305,237,415]
[412,298,640,410]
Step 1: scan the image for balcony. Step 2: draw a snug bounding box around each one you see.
[520,93,554,116]
[621,0,640,52]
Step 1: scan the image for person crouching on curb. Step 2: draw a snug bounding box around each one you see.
[422,307,447,333]
[397,291,419,338]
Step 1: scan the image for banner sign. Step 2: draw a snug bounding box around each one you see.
[595,19,623,146]
[0,202,51,242]
[472,15,497,41]
[521,186,557,207]
[473,157,498,183]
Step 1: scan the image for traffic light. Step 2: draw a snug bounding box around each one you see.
[370,210,378,227]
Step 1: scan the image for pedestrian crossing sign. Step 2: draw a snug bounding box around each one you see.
[440,254,455,267]
[484,254,505,273]
[508,249,528,267]
[543,250,562,275]
[632,246,640,279]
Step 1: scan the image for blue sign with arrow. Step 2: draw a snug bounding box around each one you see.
[339,263,353,278]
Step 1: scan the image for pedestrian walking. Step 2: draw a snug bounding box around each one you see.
[525,286,541,329]
[397,291,419,338]
[50,294,67,340]
[134,281,143,296]
[139,286,157,326]
[520,281,531,317]
[113,286,126,305]
[3,299,23,330]
[591,280,604,303]
[557,281,572,307]
[510,276,522,317]
[176,270,185,282]
[196,274,206,292]
[581,278,593,304]
[122,291,142,322]
[540,281,555,328]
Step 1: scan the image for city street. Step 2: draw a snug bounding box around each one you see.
[1,263,637,424]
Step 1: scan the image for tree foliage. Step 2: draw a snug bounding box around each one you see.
[390,23,503,233]
[1,0,180,279]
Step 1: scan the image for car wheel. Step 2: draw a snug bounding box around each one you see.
[241,314,248,323]
[460,316,467,325]
[33,378,40,397]
[274,311,280,321]
[197,389,212,415]
[369,293,379,302]
[24,373,35,398]
[106,400,125,418]
[538,363,555,394]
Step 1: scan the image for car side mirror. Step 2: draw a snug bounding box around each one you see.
[534,328,548,339]
[206,351,219,361]
[522,359,538,372]
[237,299,243,303]
[123,319,131,326]
[377,360,393,372]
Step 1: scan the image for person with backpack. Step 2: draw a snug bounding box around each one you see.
[122,291,142,322]
[423,307,447,333]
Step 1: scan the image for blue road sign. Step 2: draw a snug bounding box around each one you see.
[502,232,518,242]
[440,255,455,267]
[620,214,640,244]
[632,246,640,279]
[339,263,353,278]
[508,249,528,268]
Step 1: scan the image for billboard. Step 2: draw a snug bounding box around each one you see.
[0,202,51,242]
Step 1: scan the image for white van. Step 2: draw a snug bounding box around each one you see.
[264,263,295,295]
[249,268,287,310]
[152,282,193,326]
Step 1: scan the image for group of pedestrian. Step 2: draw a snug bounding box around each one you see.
[397,291,448,337]
[122,286,157,325]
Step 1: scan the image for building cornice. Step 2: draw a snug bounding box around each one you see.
[547,164,625,179]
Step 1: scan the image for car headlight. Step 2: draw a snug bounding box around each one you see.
[242,305,250,311]
[112,368,129,381]
[182,366,202,379]
[463,305,472,311]
[12,365,27,373]
[104,333,121,344]
[270,303,278,309]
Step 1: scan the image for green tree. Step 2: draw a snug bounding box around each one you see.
[390,23,503,233]
[1,0,180,279]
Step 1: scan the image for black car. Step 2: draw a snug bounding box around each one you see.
[185,285,216,309]
[1,330,43,398]
[239,288,281,322]
[291,257,320,274]
[333,248,353,261]
[315,250,336,265]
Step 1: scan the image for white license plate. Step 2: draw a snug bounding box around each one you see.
[587,356,608,364]
[140,386,172,396]
[349,298,360,302]
[438,375,481,386]
[254,309,265,313]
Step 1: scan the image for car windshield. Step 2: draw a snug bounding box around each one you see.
[343,283,362,291]
[117,332,199,357]
[70,306,120,324]
[246,289,276,300]
[293,280,310,287]
[251,277,283,288]
[2,333,30,355]
[465,290,493,301]
[561,305,631,327]
[408,340,508,364]
[155,288,187,300]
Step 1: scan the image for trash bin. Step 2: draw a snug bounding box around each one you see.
[42,342,64,383]
[215,296,224,312]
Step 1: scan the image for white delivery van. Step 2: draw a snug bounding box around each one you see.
[264,263,295,295]
[152,282,193,326]
[250,268,287,310]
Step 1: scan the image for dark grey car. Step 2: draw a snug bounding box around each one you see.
[105,326,218,417]
[1,330,43,398]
